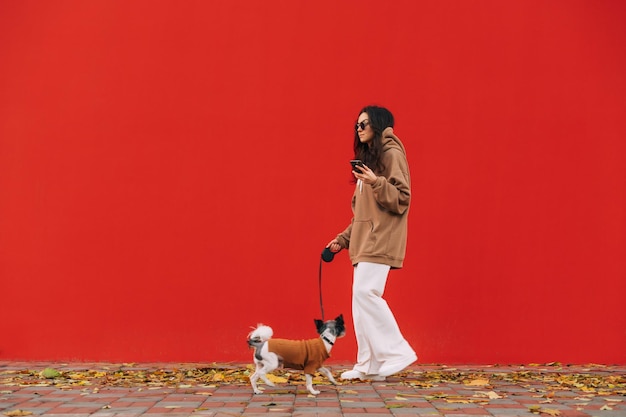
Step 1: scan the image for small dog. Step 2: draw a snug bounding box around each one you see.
[247,315,345,395]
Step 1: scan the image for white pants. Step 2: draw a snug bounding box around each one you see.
[352,262,416,375]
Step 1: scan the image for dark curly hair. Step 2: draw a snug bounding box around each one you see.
[353,105,395,175]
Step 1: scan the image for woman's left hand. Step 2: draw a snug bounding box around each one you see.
[353,164,377,185]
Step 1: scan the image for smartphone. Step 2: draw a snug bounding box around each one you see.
[350,159,364,173]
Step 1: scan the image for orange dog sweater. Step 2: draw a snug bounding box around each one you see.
[267,337,330,374]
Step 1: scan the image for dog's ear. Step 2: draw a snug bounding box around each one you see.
[336,314,344,327]
[314,319,324,334]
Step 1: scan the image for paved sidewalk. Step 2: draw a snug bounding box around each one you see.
[1,362,625,416]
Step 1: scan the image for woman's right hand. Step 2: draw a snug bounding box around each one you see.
[326,239,342,253]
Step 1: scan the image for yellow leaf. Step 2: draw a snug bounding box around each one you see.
[266,374,288,384]
[394,396,408,401]
[540,408,561,416]
[4,411,33,417]
[340,390,359,394]
[465,378,489,386]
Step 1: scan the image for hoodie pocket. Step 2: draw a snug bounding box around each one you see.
[351,220,377,255]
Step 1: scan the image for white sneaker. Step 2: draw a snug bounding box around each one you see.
[340,370,386,381]
[378,353,417,377]
[340,370,366,380]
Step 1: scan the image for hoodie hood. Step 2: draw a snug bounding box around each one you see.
[381,127,407,155]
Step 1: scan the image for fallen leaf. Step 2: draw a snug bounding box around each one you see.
[529,406,560,416]
[3,411,33,417]
[475,391,502,399]
[40,368,60,379]
[266,374,288,384]
[394,396,407,401]
[465,378,489,386]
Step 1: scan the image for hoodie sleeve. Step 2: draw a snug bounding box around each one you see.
[371,147,411,215]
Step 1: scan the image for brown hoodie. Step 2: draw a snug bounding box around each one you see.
[336,127,410,268]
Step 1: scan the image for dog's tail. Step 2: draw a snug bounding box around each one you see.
[247,324,273,347]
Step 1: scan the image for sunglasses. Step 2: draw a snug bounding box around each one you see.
[355,121,370,132]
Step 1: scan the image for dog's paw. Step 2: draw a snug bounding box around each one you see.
[253,389,263,395]
[308,389,321,395]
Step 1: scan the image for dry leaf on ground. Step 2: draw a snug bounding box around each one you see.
[4,411,33,417]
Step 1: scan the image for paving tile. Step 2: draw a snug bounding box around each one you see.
[2,362,626,417]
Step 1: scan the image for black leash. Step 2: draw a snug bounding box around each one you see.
[318,257,325,321]
[319,247,335,321]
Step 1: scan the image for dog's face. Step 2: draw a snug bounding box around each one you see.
[314,314,346,338]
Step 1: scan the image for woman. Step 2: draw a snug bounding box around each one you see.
[326,105,417,380]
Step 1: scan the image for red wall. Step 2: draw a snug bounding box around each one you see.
[1,1,625,364]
